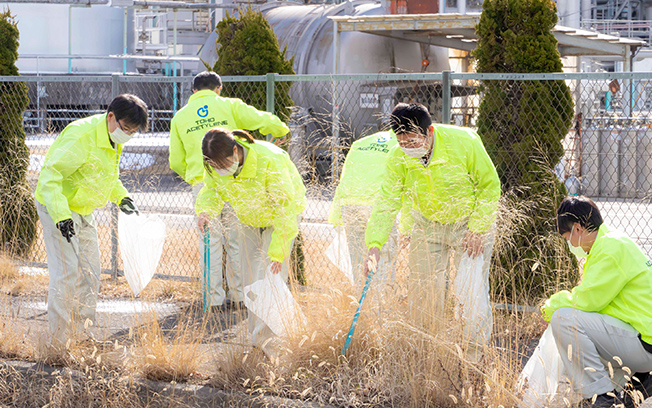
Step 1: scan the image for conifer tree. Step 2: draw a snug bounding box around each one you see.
[474,0,575,301]
[0,9,37,256]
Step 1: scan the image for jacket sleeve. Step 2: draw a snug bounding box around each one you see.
[267,159,303,262]
[36,130,86,224]
[232,99,290,139]
[169,118,187,181]
[398,197,414,235]
[110,179,129,205]
[365,153,405,249]
[194,169,225,219]
[467,135,501,233]
[542,253,629,321]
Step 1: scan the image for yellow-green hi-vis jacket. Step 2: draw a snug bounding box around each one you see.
[365,124,501,249]
[195,138,306,263]
[543,223,652,345]
[169,89,290,185]
[35,113,129,224]
[328,130,413,234]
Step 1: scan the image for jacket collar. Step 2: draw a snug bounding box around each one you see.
[236,139,258,179]
[96,113,116,150]
[428,125,449,166]
[189,89,218,103]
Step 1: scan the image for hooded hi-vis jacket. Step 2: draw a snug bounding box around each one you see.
[195,139,306,262]
[35,113,129,224]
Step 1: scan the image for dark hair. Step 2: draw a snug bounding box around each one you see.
[556,196,603,235]
[389,103,432,136]
[193,71,222,91]
[202,128,255,173]
[107,94,148,132]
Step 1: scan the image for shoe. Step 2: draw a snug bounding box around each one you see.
[209,304,227,313]
[578,391,620,408]
[624,372,652,408]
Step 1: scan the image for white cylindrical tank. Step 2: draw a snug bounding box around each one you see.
[0,3,135,74]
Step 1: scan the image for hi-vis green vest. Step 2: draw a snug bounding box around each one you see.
[195,138,306,262]
[169,89,290,185]
[35,113,128,224]
[365,124,501,249]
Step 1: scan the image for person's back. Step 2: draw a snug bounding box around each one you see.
[169,71,289,186]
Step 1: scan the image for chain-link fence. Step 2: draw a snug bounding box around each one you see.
[3,72,652,287]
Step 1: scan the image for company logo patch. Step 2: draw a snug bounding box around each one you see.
[376,135,390,144]
[197,105,209,118]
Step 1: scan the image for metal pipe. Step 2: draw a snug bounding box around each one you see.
[132,0,238,8]
[123,8,128,74]
[68,5,72,74]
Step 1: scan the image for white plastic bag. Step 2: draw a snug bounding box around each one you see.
[118,213,166,297]
[516,326,566,408]
[325,226,354,285]
[454,254,491,343]
[243,268,307,338]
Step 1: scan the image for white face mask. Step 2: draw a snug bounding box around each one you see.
[214,156,239,176]
[401,145,430,158]
[567,227,588,259]
[109,126,133,145]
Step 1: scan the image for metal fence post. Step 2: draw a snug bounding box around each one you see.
[110,74,120,280]
[442,70,452,125]
[266,73,276,142]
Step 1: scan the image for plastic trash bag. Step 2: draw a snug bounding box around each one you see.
[118,213,166,297]
[454,254,491,343]
[325,226,354,285]
[243,268,307,338]
[516,326,566,408]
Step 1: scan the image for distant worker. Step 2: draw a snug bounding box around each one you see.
[169,71,290,311]
[196,128,306,357]
[35,94,148,345]
[605,79,620,111]
[364,103,501,361]
[537,196,652,408]
[328,130,412,287]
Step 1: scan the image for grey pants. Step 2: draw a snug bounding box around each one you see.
[37,201,101,345]
[234,222,293,348]
[409,211,495,359]
[550,308,652,399]
[193,184,243,306]
[341,205,398,288]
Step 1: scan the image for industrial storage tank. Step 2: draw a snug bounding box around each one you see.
[263,1,450,175]
[0,3,136,74]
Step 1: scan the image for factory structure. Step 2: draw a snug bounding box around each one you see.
[2,0,652,193]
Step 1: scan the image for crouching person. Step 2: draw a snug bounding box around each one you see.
[35,94,148,346]
[541,196,652,407]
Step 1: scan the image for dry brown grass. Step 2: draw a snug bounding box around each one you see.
[130,309,206,383]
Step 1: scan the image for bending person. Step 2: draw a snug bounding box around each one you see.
[541,196,652,408]
[170,71,290,310]
[364,103,501,361]
[35,94,148,346]
[196,128,306,356]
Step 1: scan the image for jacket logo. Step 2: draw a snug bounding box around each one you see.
[376,135,389,144]
[197,105,209,118]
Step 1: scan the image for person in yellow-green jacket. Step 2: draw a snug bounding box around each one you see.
[328,130,412,287]
[196,128,306,356]
[364,103,501,361]
[537,196,652,408]
[169,71,290,311]
[35,94,148,345]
